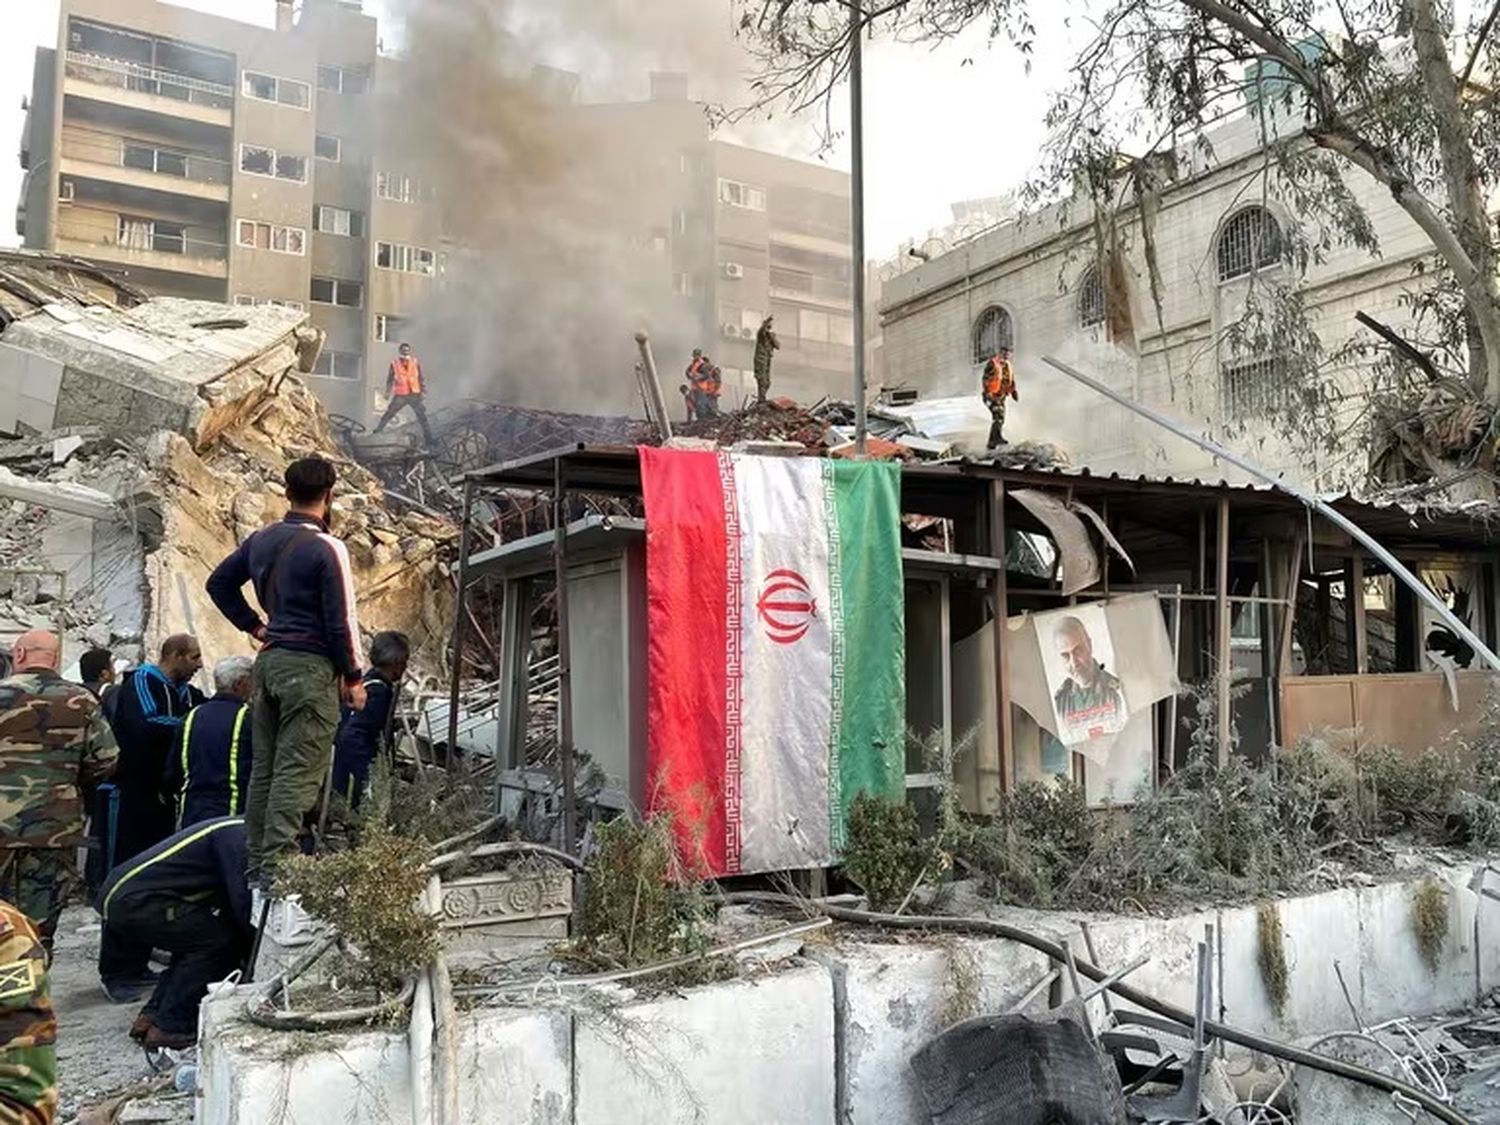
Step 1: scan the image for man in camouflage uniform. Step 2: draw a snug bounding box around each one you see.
[0,631,118,950]
[753,315,779,405]
[0,898,56,1124]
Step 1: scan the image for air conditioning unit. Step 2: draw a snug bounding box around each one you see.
[722,322,740,338]
[57,180,74,203]
[723,262,744,280]
[740,326,756,339]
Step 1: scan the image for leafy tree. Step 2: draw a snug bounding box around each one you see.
[735,0,1500,483]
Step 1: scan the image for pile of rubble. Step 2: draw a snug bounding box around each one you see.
[0,261,457,678]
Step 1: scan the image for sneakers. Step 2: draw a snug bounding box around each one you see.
[101,978,145,1005]
[143,1026,196,1051]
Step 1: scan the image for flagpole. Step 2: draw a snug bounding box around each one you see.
[849,1,868,456]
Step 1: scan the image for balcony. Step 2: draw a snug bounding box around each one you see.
[63,52,233,128]
[56,206,227,280]
[60,128,230,204]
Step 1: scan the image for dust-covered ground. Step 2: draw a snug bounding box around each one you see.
[51,906,192,1123]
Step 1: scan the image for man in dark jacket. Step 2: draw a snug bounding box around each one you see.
[97,817,252,1050]
[164,656,254,830]
[107,636,204,864]
[205,456,367,886]
[330,632,408,817]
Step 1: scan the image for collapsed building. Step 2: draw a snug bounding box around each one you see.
[0,251,456,680]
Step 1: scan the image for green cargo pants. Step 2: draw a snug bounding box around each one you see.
[245,648,341,885]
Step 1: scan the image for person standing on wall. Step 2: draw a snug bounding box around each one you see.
[753,315,780,405]
[372,342,436,447]
[205,456,367,889]
[0,630,117,954]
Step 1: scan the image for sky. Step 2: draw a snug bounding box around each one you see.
[0,0,1068,257]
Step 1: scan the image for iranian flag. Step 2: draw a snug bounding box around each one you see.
[639,447,906,877]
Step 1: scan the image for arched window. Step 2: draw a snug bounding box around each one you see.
[971,305,1014,365]
[1216,206,1283,282]
[1077,263,1106,328]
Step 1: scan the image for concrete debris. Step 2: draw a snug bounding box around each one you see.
[0,248,146,328]
[0,280,457,678]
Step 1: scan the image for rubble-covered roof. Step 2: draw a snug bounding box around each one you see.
[2,298,309,392]
[0,249,148,327]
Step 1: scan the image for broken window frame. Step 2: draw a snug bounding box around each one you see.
[310,276,363,308]
[317,64,368,95]
[241,70,310,109]
[314,205,364,238]
[375,240,435,276]
[971,305,1015,365]
[376,172,423,203]
[310,349,363,379]
[1216,206,1284,282]
[236,219,305,255]
[718,178,767,211]
[238,143,307,183]
[314,133,341,162]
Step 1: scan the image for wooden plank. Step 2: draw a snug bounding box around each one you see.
[1216,498,1231,765]
[1278,524,1306,679]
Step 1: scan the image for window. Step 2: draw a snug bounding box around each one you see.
[314,205,364,238]
[117,216,185,254]
[375,241,435,275]
[1078,263,1106,328]
[310,350,362,380]
[236,220,305,254]
[1220,356,1291,420]
[310,277,363,307]
[374,313,405,342]
[799,308,830,343]
[376,172,423,203]
[1217,206,1283,282]
[318,65,368,95]
[234,295,305,311]
[239,144,307,182]
[315,134,341,162]
[672,272,696,297]
[971,305,1015,365]
[718,178,767,211]
[122,142,188,178]
[241,71,311,109]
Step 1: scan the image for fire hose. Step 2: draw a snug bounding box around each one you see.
[724,893,1471,1125]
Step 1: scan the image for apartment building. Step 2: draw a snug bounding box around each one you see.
[14,0,442,419]
[579,82,857,410]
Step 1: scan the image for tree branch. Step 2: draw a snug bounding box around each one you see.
[1460,0,1500,89]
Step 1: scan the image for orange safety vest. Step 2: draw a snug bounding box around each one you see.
[689,357,716,393]
[390,355,424,397]
[982,356,1015,400]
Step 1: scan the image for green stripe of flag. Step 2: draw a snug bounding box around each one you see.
[831,460,906,849]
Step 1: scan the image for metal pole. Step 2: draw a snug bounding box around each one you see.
[446,478,475,760]
[1041,355,1500,672]
[634,330,674,441]
[849,2,868,456]
[552,458,578,854]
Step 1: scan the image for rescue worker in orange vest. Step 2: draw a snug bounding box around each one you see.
[981,346,1019,449]
[374,343,436,447]
[686,351,722,419]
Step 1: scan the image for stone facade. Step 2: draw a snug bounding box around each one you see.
[879,112,1438,487]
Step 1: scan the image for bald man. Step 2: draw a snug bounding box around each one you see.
[0,630,118,948]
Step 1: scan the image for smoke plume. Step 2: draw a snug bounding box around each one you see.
[382,0,817,415]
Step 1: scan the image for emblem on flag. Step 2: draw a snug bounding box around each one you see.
[756,569,817,644]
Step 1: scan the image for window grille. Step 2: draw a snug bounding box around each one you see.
[1078,264,1106,328]
[1217,207,1283,281]
[971,306,1014,365]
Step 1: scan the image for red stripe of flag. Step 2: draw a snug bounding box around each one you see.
[640,447,729,876]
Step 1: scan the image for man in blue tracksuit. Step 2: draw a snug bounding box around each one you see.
[108,636,205,864]
[331,632,408,816]
[164,656,254,830]
[98,636,204,1001]
[206,456,367,886]
[97,817,251,1050]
